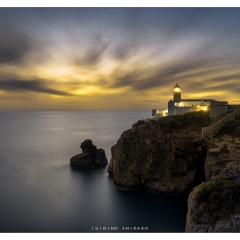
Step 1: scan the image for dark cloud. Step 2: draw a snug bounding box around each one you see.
[1,8,240,102]
[206,74,240,83]
[123,8,147,41]
[73,34,110,67]
[111,37,142,62]
[199,74,240,95]
[109,55,210,91]
[108,37,240,93]
[0,26,32,64]
[111,8,240,63]
[0,79,73,96]
[113,45,131,61]
[161,8,209,40]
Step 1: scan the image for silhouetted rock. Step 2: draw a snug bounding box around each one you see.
[107,112,240,232]
[108,120,207,194]
[70,139,108,169]
[80,139,97,153]
[95,149,108,166]
[186,136,240,232]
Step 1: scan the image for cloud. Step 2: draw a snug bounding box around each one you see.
[108,56,208,91]
[1,8,240,110]
[112,44,132,61]
[72,33,111,68]
[0,79,73,96]
[0,26,33,64]
[107,36,240,94]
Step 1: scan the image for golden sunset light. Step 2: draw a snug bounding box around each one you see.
[1,7,240,110]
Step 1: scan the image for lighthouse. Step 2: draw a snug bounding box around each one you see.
[151,83,235,120]
[173,83,181,102]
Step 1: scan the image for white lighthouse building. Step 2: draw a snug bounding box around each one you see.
[151,83,240,119]
[152,83,217,119]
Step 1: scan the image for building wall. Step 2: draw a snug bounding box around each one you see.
[152,109,168,117]
[156,109,168,117]
[152,109,157,116]
[209,106,228,117]
[175,100,209,107]
[168,100,175,115]
[175,106,199,114]
[175,106,209,115]
[173,92,181,101]
[228,105,240,111]
[209,101,228,117]
[167,100,211,116]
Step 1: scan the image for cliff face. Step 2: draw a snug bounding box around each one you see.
[205,135,240,181]
[186,161,240,232]
[186,131,240,232]
[108,119,207,194]
[108,111,240,232]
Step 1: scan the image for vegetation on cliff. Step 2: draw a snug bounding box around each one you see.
[194,177,240,223]
[156,110,210,134]
[154,110,231,135]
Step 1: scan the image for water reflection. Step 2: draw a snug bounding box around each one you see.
[0,111,187,232]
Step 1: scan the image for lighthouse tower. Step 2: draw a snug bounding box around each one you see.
[173,83,181,102]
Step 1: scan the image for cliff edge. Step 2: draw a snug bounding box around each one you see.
[108,111,209,194]
[186,119,240,232]
[108,111,240,232]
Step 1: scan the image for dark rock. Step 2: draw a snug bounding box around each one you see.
[107,120,207,194]
[95,149,108,166]
[106,112,240,231]
[80,139,97,154]
[70,139,108,169]
[186,173,240,232]
[186,135,240,232]
[70,153,93,168]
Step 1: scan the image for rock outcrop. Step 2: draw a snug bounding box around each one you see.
[107,111,240,232]
[186,131,240,232]
[70,139,108,168]
[186,162,240,232]
[108,119,207,194]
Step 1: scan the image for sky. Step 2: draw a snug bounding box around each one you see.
[1,7,240,110]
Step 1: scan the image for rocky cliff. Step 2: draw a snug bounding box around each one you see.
[186,121,240,232]
[108,111,209,194]
[107,111,240,232]
[186,167,240,232]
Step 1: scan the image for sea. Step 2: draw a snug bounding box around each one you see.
[0,111,187,233]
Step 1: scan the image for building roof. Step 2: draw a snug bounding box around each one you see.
[173,83,181,89]
[181,99,216,102]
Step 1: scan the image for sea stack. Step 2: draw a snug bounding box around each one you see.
[70,139,108,168]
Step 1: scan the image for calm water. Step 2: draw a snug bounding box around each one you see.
[0,111,187,233]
